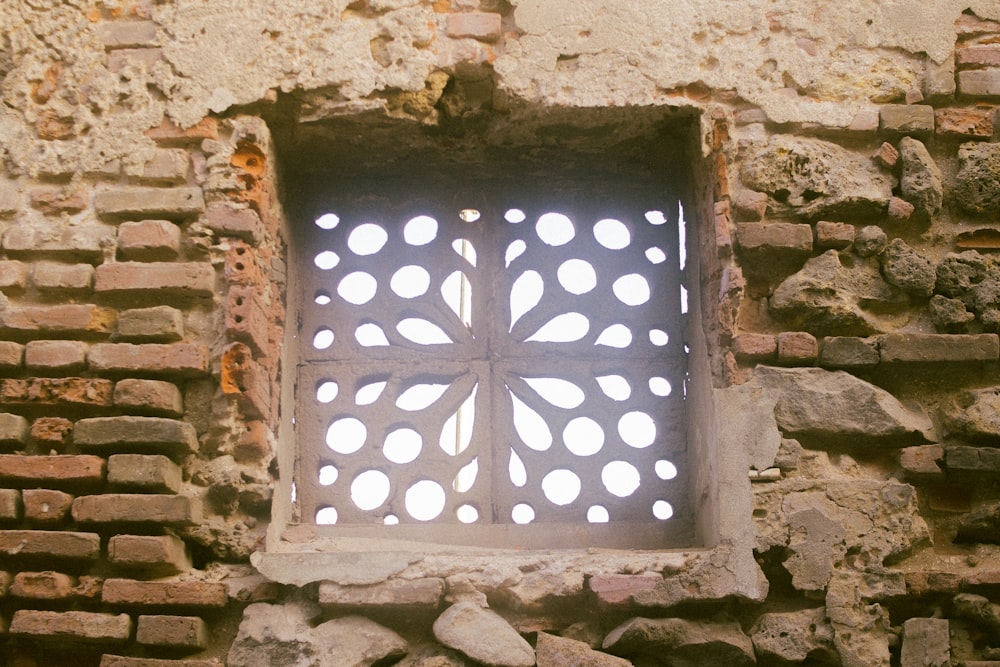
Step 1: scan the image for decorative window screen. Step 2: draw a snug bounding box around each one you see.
[295,194,690,547]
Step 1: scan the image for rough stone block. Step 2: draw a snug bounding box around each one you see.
[0,180,20,215]
[879,333,999,362]
[31,261,94,293]
[74,417,197,457]
[203,202,262,241]
[924,56,956,102]
[959,69,1000,98]
[94,187,204,220]
[11,571,76,600]
[0,342,24,372]
[588,573,663,604]
[97,20,158,49]
[2,223,114,262]
[0,260,27,291]
[95,262,214,299]
[777,331,818,364]
[445,12,502,40]
[115,306,184,342]
[880,104,935,134]
[88,343,209,377]
[736,222,813,260]
[108,534,191,575]
[29,187,87,215]
[815,221,855,249]
[226,285,270,355]
[0,378,114,409]
[101,578,227,608]
[23,489,74,524]
[946,445,1000,474]
[72,494,200,526]
[0,489,22,521]
[136,615,208,650]
[732,189,768,221]
[936,107,996,139]
[0,304,115,336]
[113,379,183,416]
[117,221,182,261]
[25,340,87,374]
[318,578,444,607]
[899,445,945,478]
[732,334,777,361]
[901,617,949,667]
[108,454,183,493]
[818,336,879,368]
[138,149,189,185]
[10,610,131,643]
[0,413,29,447]
[0,530,100,562]
[0,455,105,489]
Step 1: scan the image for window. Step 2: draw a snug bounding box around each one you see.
[293,188,693,548]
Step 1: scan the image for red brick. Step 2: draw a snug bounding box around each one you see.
[0,378,114,409]
[72,494,200,526]
[29,187,88,215]
[113,379,183,416]
[102,578,227,608]
[116,306,184,342]
[959,69,1000,98]
[25,340,87,373]
[226,285,270,355]
[815,221,855,249]
[935,107,995,138]
[588,573,662,604]
[23,489,74,524]
[221,343,270,419]
[0,489,21,521]
[145,117,219,145]
[887,196,916,221]
[0,304,115,336]
[0,530,100,562]
[0,413,29,446]
[136,615,208,650]
[956,13,1000,36]
[957,45,1000,68]
[732,189,768,221]
[713,200,732,257]
[446,12,502,40]
[117,220,181,261]
[108,534,191,575]
[732,334,777,361]
[11,571,76,600]
[0,455,105,489]
[11,610,131,643]
[107,454,183,493]
[879,333,999,362]
[3,223,113,262]
[224,240,265,287]
[203,201,262,241]
[95,261,214,299]
[31,261,94,293]
[97,20,158,49]
[872,141,900,168]
[88,343,209,377]
[75,416,197,457]
[138,149,189,185]
[30,417,72,449]
[94,187,204,221]
[73,575,103,601]
[777,331,818,364]
[0,260,27,292]
[234,421,271,463]
[0,342,24,372]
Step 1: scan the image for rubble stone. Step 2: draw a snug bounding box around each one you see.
[536,632,630,667]
[954,142,1000,215]
[898,137,944,222]
[880,238,936,296]
[433,602,535,667]
[603,616,755,666]
[750,607,838,664]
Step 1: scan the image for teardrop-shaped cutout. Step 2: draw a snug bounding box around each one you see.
[452,239,477,267]
[595,324,632,348]
[510,391,552,451]
[442,271,472,326]
[453,457,478,493]
[510,270,543,330]
[440,383,477,455]
[316,381,338,403]
[505,240,526,267]
[526,312,589,342]
[347,223,388,256]
[523,377,585,409]
[509,449,527,487]
[397,318,453,345]
[396,383,450,411]
[404,215,438,245]
[391,265,430,298]
[557,259,597,295]
[596,375,631,401]
[355,380,387,405]
[356,323,390,347]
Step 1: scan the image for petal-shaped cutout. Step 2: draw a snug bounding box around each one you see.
[594,218,630,249]
[510,270,543,331]
[314,250,339,270]
[537,212,574,246]
[405,480,445,520]
[602,461,640,497]
[440,383,477,455]
[355,380,387,405]
[510,391,552,451]
[404,215,438,245]
[356,323,389,347]
[442,271,472,326]
[338,271,378,305]
[351,469,390,510]
[383,428,422,464]
[542,469,581,505]
[505,240,526,267]
[396,383,450,411]
[397,318,453,345]
[316,381,338,403]
[526,312,589,342]
[597,375,631,401]
[613,273,651,306]
[326,417,366,454]
[564,417,604,456]
[452,239,477,267]
[348,223,388,255]
[316,213,340,229]
[595,324,632,348]
[453,457,478,493]
[524,377,585,409]
[508,449,527,487]
[557,259,597,295]
[391,265,430,298]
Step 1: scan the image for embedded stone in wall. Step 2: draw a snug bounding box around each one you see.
[740,135,894,220]
[955,502,1000,544]
[929,294,975,333]
[750,607,838,664]
[954,142,1000,215]
[785,507,847,592]
[943,387,1000,443]
[432,602,535,667]
[536,632,631,667]
[898,137,943,222]
[881,238,936,297]
[603,616,755,666]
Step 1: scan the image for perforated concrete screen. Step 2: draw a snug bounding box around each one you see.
[294,189,693,548]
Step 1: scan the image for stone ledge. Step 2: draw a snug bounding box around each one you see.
[879,333,999,363]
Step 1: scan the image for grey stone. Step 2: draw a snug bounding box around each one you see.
[955,503,1000,544]
[784,508,846,592]
[603,616,755,666]
[771,250,905,336]
[899,137,943,222]
[432,602,534,667]
[740,135,894,220]
[936,251,991,304]
[929,294,974,333]
[311,616,408,667]
[945,445,1000,474]
[943,388,1000,443]
[855,225,888,257]
[536,632,631,667]
[881,238,936,296]
[750,607,837,664]
[750,366,935,444]
[954,142,1000,216]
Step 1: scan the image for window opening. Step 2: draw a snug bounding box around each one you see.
[295,197,690,547]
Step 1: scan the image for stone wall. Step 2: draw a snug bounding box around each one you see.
[1,1,1000,666]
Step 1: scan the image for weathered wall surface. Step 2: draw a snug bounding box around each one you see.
[1,1,1000,665]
